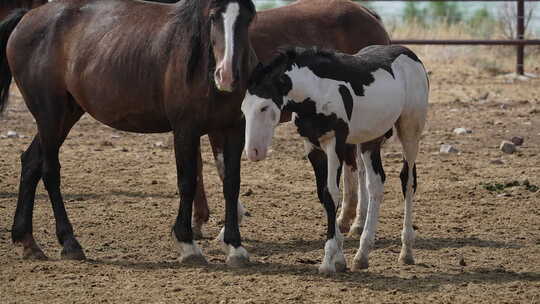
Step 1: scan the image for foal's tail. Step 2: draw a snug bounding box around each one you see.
[0,8,28,113]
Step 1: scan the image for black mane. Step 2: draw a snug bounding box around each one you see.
[249,46,336,87]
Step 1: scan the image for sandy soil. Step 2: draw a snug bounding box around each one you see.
[1,62,539,303]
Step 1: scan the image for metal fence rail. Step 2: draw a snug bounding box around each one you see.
[364,0,539,75]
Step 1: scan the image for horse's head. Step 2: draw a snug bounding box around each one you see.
[208,0,255,92]
[242,52,295,161]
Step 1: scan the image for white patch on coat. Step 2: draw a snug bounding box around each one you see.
[171,230,204,258]
[285,54,427,144]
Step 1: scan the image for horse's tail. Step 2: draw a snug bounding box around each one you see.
[0,8,28,113]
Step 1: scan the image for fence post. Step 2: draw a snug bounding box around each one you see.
[517,0,525,75]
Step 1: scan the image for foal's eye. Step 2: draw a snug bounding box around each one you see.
[260,106,268,113]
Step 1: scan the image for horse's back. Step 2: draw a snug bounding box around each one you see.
[251,0,389,63]
[7,0,176,133]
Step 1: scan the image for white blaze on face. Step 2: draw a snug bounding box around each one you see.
[215,2,240,92]
[241,92,281,161]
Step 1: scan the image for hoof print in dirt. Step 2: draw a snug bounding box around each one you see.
[226,255,250,268]
[23,248,48,261]
[180,254,208,265]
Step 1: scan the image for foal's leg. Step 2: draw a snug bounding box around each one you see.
[209,132,246,245]
[171,129,206,264]
[215,125,249,267]
[12,137,46,260]
[349,146,369,238]
[397,135,420,265]
[352,140,385,271]
[308,140,346,274]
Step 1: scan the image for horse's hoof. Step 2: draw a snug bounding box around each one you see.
[61,248,86,261]
[351,257,369,271]
[23,247,48,260]
[61,239,86,260]
[348,224,363,238]
[180,254,208,265]
[399,252,415,265]
[318,264,336,276]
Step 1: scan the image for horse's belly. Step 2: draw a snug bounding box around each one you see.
[81,98,172,133]
[88,112,172,133]
[346,73,404,143]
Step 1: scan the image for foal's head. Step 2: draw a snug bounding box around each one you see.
[208,0,255,92]
[242,49,298,161]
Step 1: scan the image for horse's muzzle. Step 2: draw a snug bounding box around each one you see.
[214,66,238,92]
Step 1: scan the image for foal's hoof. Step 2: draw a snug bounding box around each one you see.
[61,248,86,261]
[348,224,363,238]
[180,254,208,265]
[318,264,336,276]
[226,255,249,268]
[351,257,369,271]
[23,247,48,261]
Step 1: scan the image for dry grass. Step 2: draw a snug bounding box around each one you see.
[387,20,540,75]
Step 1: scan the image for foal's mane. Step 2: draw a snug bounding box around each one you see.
[249,46,336,86]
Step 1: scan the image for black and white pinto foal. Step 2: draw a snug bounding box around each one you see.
[242,45,429,274]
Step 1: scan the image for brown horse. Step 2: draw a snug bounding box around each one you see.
[194,0,391,239]
[1,0,257,266]
[0,0,46,20]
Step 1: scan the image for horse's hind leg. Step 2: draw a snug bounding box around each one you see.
[12,137,47,260]
[32,93,85,260]
[352,139,385,271]
[396,119,422,266]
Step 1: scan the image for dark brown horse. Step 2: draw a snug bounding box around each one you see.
[0,0,46,20]
[1,0,257,266]
[194,0,391,238]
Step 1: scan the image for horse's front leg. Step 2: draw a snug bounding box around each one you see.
[171,129,206,264]
[308,139,346,275]
[215,124,249,267]
[209,132,246,241]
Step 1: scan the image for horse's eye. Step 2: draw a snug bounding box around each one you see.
[261,106,268,113]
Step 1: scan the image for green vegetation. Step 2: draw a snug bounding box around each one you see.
[481,180,539,193]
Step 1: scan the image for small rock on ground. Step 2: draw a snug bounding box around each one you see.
[490,159,504,165]
[453,128,472,135]
[510,136,524,146]
[440,144,459,154]
[500,141,516,154]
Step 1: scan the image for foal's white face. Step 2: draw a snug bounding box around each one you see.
[242,92,281,161]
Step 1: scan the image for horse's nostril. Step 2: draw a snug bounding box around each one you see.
[253,148,258,157]
[215,68,223,81]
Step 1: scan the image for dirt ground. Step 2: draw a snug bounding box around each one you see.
[1,60,539,303]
